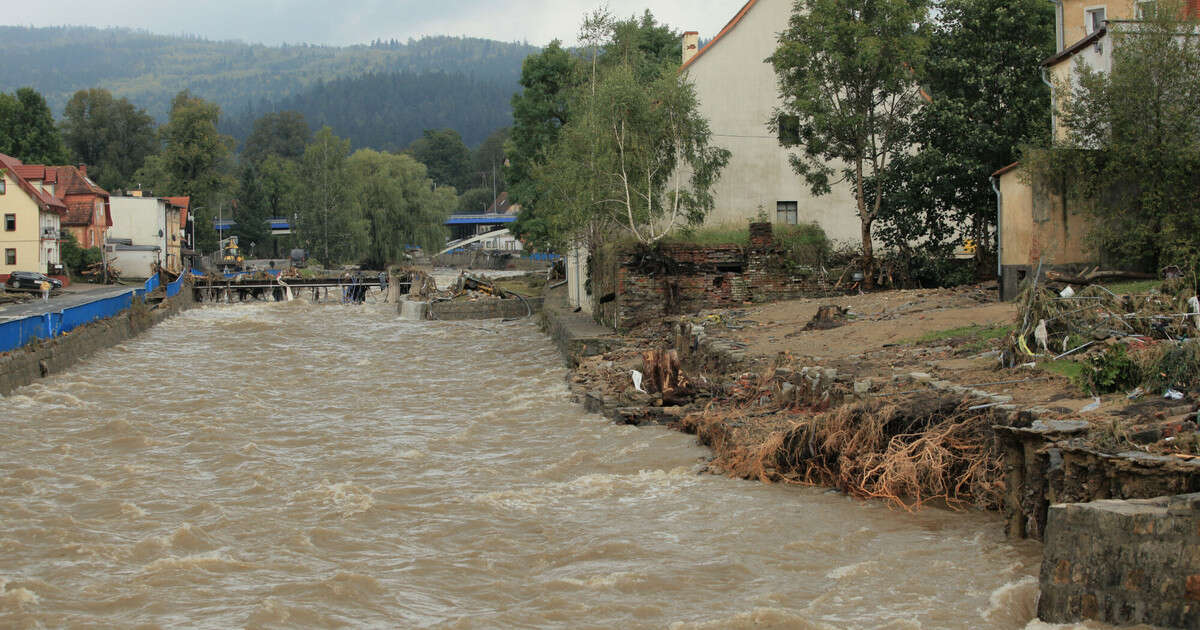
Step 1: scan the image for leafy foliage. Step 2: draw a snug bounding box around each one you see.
[295,127,362,264]
[513,11,729,250]
[60,88,157,191]
[241,111,310,164]
[407,129,471,191]
[1023,3,1200,271]
[875,0,1054,273]
[59,231,103,275]
[0,87,69,164]
[346,149,454,268]
[769,0,929,282]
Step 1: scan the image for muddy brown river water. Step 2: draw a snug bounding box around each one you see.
[0,301,1101,628]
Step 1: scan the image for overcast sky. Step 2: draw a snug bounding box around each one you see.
[2,1,742,47]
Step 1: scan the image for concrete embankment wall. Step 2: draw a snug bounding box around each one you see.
[1040,493,1200,627]
[398,296,544,321]
[0,290,195,396]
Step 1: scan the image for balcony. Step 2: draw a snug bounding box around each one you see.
[41,228,59,241]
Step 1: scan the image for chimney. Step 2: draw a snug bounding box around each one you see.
[77,164,87,177]
[682,31,700,65]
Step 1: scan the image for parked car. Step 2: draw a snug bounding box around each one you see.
[5,271,63,291]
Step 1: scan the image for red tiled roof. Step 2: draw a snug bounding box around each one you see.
[52,166,107,197]
[62,200,97,226]
[14,164,45,180]
[992,162,1021,178]
[0,153,66,214]
[679,0,759,72]
[165,195,190,228]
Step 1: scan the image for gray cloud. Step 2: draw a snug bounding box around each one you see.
[4,0,742,46]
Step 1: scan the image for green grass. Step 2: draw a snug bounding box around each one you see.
[913,323,1013,345]
[1040,359,1086,382]
[1101,279,1161,294]
[662,226,749,246]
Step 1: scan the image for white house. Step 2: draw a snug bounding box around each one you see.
[108,195,179,278]
[680,0,860,243]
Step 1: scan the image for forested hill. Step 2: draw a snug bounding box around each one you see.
[0,26,537,142]
[222,71,515,149]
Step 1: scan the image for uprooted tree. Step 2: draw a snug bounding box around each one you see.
[769,0,929,286]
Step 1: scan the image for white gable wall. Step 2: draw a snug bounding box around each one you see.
[683,0,861,244]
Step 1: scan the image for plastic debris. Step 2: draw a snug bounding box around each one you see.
[1127,386,1145,400]
[631,370,646,393]
[1190,296,1200,329]
[1034,319,1049,354]
[1060,285,1075,298]
[1164,388,1184,400]
[1079,396,1102,413]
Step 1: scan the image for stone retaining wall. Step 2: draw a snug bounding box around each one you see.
[1039,493,1200,628]
[0,290,195,396]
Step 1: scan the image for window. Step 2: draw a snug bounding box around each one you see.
[4,214,14,231]
[1137,0,1157,18]
[1085,7,1106,33]
[4,249,15,265]
[0,178,5,194]
[776,201,798,225]
[777,114,801,145]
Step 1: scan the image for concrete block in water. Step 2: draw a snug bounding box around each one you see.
[1039,493,1200,628]
[398,298,427,321]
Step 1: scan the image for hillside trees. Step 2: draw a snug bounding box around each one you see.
[0,87,69,164]
[60,88,157,191]
[1024,4,1200,270]
[242,111,309,163]
[770,0,929,285]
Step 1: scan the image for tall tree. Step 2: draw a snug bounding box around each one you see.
[236,154,300,253]
[1025,2,1200,270]
[156,90,236,252]
[507,40,578,246]
[61,88,157,191]
[407,128,471,191]
[770,0,929,283]
[875,0,1054,274]
[347,149,454,267]
[242,111,310,164]
[296,127,362,264]
[0,87,69,164]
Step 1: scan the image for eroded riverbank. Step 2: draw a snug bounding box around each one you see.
[2,301,1051,628]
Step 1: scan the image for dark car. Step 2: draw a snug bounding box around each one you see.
[5,271,63,291]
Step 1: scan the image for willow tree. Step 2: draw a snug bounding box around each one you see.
[770,0,929,281]
[347,149,454,268]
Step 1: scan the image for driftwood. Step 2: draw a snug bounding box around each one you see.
[1044,267,1156,286]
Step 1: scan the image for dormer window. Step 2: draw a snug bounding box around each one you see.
[1086,6,1106,33]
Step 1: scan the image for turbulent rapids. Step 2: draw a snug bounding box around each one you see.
[1,301,1049,628]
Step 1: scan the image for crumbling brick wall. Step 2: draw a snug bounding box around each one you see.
[592,223,833,331]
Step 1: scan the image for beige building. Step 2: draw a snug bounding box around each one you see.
[992,0,1152,298]
[0,153,66,277]
[680,0,860,243]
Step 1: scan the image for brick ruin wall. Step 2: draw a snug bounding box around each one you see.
[594,223,837,331]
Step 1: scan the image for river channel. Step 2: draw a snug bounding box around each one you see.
[1,300,1068,628]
